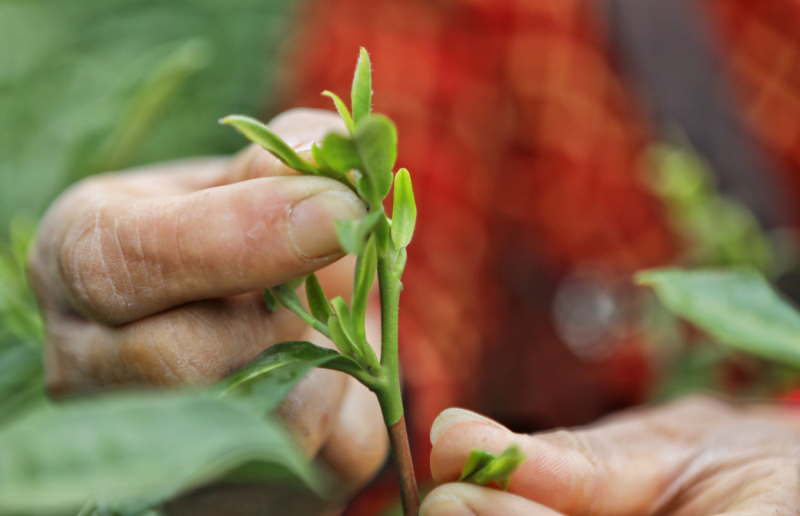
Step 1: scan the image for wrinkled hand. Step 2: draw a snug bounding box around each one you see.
[29,108,388,513]
[423,395,800,515]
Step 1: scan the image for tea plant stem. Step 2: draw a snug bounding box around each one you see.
[376,257,419,516]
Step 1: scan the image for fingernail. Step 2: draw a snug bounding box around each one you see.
[420,494,475,516]
[288,191,366,258]
[431,408,510,445]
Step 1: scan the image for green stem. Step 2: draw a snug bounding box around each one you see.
[376,257,419,516]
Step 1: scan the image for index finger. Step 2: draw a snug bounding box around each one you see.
[31,109,363,326]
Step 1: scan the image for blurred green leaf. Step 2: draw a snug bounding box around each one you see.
[391,168,416,249]
[354,115,397,208]
[321,91,354,135]
[350,48,371,126]
[220,115,320,175]
[638,268,800,368]
[0,391,319,515]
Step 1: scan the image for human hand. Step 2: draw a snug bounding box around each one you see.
[28,108,388,512]
[423,395,800,515]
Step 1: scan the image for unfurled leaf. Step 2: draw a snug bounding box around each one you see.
[322,91,355,135]
[263,289,281,313]
[0,392,319,515]
[305,274,334,325]
[335,210,383,255]
[351,48,372,126]
[637,268,800,367]
[391,168,416,248]
[319,132,360,175]
[354,115,397,207]
[219,115,320,176]
[217,341,350,413]
[352,236,377,344]
[460,445,525,491]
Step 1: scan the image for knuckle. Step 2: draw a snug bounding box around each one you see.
[60,202,127,322]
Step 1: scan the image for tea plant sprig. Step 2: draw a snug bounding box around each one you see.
[221,48,525,514]
[220,48,421,515]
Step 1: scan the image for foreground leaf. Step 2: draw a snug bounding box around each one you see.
[219,115,319,176]
[637,268,800,367]
[318,132,360,176]
[0,392,319,515]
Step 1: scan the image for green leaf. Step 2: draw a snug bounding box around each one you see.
[354,115,397,207]
[217,341,345,413]
[327,313,361,364]
[219,115,320,176]
[319,132,361,175]
[272,283,331,340]
[637,268,800,367]
[263,289,281,313]
[392,247,408,279]
[310,143,341,178]
[351,48,372,126]
[305,274,333,325]
[458,449,497,481]
[352,235,378,345]
[0,392,319,515]
[322,91,355,135]
[373,212,391,256]
[460,445,525,491]
[391,168,416,248]
[334,210,383,255]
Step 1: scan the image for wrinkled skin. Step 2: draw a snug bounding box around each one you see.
[424,396,800,516]
[29,109,388,515]
[30,109,800,516]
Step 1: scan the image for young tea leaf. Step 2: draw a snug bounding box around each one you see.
[319,132,361,175]
[352,235,378,345]
[335,210,383,255]
[637,268,800,368]
[354,115,397,208]
[305,274,334,324]
[351,48,372,126]
[217,341,349,413]
[460,445,525,491]
[310,143,342,178]
[327,313,362,364]
[263,289,281,313]
[272,283,331,340]
[220,115,320,176]
[391,168,416,248]
[322,91,355,135]
[392,247,408,279]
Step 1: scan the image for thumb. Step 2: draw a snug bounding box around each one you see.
[429,403,706,515]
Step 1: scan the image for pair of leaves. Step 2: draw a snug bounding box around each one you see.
[458,445,525,491]
[0,391,320,516]
[637,268,800,368]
